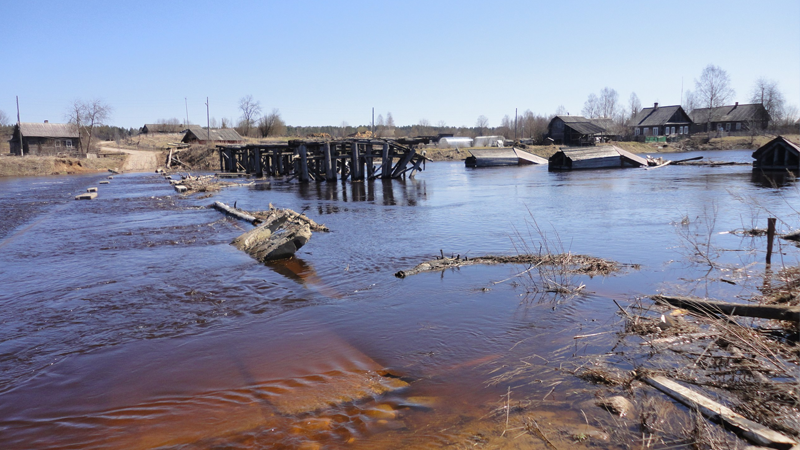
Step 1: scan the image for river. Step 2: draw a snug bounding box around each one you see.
[0,150,797,449]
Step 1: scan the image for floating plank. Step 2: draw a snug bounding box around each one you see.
[653,295,800,322]
[87,187,98,193]
[75,192,97,200]
[646,376,798,449]
[174,185,188,193]
[99,181,110,184]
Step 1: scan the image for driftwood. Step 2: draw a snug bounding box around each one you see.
[213,201,260,225]
[645,376,798,449]
[653,295,800,323]
[395,253,622,278]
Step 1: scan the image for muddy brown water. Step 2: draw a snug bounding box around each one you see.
[0,150,798,449]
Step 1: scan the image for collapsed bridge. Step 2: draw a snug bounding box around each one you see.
[217,138,429,182]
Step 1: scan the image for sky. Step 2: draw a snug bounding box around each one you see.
[2,0,799,129]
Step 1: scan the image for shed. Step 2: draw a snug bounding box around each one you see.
[690,103,769,134]
[546,116,612,146]
[548,145,647,171]
[751,136,800,171]
[465,148,548,167]
[629,103,693,138]
[182,127,244,144]
[9,122,81,156]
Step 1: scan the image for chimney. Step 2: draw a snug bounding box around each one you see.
[654,102,658,110]
[44,120,48,123]
[734,102,738,107]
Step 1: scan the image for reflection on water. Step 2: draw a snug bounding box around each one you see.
[751,169,798,188]
[1,149,799,448]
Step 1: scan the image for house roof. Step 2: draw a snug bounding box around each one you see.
[690,103,768,124]
[552,115,610,134]
[17,122,80,138]
[183,127,244,142]
[752,135,800,160]
[629,105,690,127]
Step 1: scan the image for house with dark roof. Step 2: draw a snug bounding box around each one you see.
[546,116,617,146]
[181,127,244,144]
[752,136,799,172]
[628,103,693,139]
[689,103,768,134]
[9,122,81,156]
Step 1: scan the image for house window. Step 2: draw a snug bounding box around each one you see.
[643,128,649,135]
[736,123,741,131]
[635,128,640,136]
[65,140,73,148]
[726,123,731,131]
[652,127,659,136]
[671,127,676,135]
[665,127,670,136]
[55,140,61,148]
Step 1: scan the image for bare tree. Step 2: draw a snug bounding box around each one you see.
[385,112,395,128]
[340,121,349,138]
[257,108,285,137]
[582,93,599,118]
[209,117,219,128]
[0,110,9,126]
[499,115,513,138]
[238,95,262,137]
[436,120,446,131]
[749,77,785,124]
[628,92,641,120]
[682,90,697,114]
[475,115,489,135]
[554,105,568,116]
[598,87,619,118]
[65,99,111,153]
[695,64,735,109]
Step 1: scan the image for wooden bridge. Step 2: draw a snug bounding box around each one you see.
[217,139,429,182]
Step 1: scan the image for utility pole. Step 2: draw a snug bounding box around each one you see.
[371,107,374,135]
[514,108,518,141]
[185,97,189,128]
[205,97,210,143]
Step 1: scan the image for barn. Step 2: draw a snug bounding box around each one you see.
[546,116,613,146]
[752,136,800,171]
[9,122,81,156]
[182,127,244,145]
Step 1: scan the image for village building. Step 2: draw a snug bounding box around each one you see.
[628,103,693,139]
[181,127,244,145]
[752,136,800,172]
[8,122,81,156]
[141,123,188,134]
[689,103,769,134]
[546,116,616,146]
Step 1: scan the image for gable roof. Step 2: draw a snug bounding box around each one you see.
[751,135,800,160]
[183,127,244,142]
[690,103,768,124]
[629,105,691,127]
[552,115,611,134]
[557,145,647,165]
[17,122,80,138]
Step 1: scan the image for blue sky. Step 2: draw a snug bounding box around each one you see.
[3,0,798,128]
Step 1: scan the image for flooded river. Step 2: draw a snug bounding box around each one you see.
[0,150,798,448]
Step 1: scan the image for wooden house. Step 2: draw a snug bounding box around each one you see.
[9,122,81,156]
[690,103,769,134]
[548,145,647,171]
[752,136,800,171]
[628,103,693,138]
[546,116,614,146]
[182,127,244,145]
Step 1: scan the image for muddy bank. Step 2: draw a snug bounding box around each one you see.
[0,154,125,177]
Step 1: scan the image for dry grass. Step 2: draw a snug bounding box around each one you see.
[0,154,125,177]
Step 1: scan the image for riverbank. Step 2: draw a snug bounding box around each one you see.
[0,154,126,177]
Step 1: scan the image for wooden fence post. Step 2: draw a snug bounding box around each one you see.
[766,217,776,265]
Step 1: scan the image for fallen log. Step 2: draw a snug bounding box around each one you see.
[232,212,312,262]
[213,201,260,225]
[395,253,622,278]
[671,156,704,164]
[653,295,800,323]
[645,376,798,449]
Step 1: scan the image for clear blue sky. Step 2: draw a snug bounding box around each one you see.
[3,0,798,129]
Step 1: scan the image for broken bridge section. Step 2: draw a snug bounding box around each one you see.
[216,138,429,182]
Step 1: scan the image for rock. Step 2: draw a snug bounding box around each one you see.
[596,396,634,417]
[363,404,397,420]
[568,424,610,442]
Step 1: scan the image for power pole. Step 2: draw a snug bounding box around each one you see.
[371,107,374,135]
[514,108,518,141]
[16,96,22,156]
[185,97,189,128]
[205,97,210,143]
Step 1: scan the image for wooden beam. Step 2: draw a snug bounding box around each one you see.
[653,295,800,322]
[213,201,260,225]
[646,376,798,449]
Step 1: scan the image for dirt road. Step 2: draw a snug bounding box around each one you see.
[102,147,160,172]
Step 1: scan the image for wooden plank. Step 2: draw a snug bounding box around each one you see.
[87,187,98,192]
[653,295,800,322]
[391,146,416,178]
[299,144,309,182]
[646,376,798,449]
[75,192,97,200]
[380,142,392,178]
[212,201,260,225]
